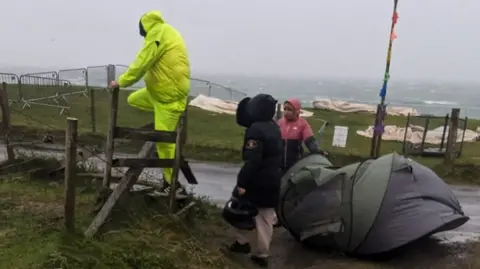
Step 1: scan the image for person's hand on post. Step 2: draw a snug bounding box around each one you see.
[236,187,246,196]
[108,80,119,89]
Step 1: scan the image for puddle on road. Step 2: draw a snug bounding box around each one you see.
[436,231,480,244]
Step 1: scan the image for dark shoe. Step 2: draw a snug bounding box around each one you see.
[228,241,251,254]
[160,182,186,196]
[250,255,268,268]
[273,217,282,228]
[272,213,283,228]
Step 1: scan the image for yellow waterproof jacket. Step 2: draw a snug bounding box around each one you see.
[119,10,190,107]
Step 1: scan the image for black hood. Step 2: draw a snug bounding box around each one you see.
[236,94,277,127]
[139,20,147,37]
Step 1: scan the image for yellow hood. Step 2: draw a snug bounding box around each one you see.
[140,10,165,33]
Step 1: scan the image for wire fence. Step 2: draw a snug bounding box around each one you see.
[402,114,469,158]
[2,103,170,188]
[0,64,248,183]
[0,64,248,133]
[0,64,245,190]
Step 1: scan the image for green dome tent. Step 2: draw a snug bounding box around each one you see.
[277,152,469,255]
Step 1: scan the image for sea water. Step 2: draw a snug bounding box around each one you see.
[1,65,480,118]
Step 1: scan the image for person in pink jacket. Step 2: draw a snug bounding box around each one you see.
[277,98,328,172]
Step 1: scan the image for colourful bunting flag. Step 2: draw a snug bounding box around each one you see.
[392,12,399,25]
[390,31,397,41]
[379,2,399,101]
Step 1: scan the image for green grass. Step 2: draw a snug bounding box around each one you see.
[0,165,239,269]
[3,83,480,183]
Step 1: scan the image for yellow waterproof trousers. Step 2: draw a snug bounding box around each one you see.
[127,88,184,184]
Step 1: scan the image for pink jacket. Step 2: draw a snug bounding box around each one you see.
[277,98,313,141]
[277,98,316,170]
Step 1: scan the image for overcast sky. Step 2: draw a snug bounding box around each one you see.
[0,0,478,82]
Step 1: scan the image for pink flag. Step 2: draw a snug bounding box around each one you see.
[390,31,397,41]
[392,12,399,25]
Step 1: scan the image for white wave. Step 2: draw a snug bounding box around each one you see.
[424,100,458,105]
[314,96,330,100]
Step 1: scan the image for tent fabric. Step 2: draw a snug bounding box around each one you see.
[277,152,469,255]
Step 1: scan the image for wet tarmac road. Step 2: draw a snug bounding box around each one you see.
[441,186,480,243]
[2,145,480,244]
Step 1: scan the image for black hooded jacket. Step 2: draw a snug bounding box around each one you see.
[235,94,283,208]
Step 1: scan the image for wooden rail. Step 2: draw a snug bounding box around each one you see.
[84,82,197,238]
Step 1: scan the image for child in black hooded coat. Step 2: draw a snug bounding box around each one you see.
[227,93,283,268]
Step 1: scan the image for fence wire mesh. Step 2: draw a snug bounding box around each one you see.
[0,62,247,197]
[402,114,468,157]
[0,64,246,134]
[2,104,166,186]
[0,73,21,101]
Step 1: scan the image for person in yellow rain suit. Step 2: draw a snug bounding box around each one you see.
[109,10,190,195]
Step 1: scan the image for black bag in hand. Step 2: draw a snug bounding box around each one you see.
[222,190,258,231]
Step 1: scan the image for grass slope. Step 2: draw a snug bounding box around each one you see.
[3,83,480,183]
[0,173,237,269]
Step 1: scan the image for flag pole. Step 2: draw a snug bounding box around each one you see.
[370,0,400,158]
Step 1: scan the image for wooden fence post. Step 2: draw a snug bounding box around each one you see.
[444,108,460,165]
[0,82,14,162]
[169,115,184,212]
[86,71,96,133]
[419,117,430,153]
[103,74,119,188]
[275,103,283,121]
[439,113,449,151]
[181,108,188,146]
[64,117,78,231]
[370,104,386,158]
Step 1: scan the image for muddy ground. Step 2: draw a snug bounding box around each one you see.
[219,227,480,269]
